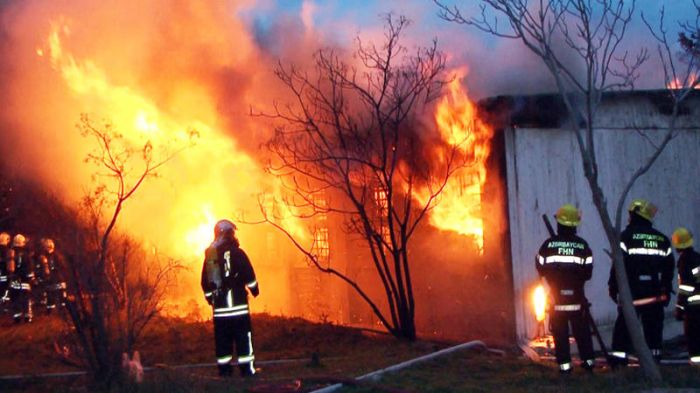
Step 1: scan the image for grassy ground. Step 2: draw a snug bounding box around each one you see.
[337,351,700,393]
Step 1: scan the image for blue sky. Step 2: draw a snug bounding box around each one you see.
[239,0,698,98]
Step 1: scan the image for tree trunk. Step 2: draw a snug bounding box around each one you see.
[398,307,417,341]
[588,180,662,382]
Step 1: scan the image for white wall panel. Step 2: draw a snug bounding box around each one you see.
[506,95,700,340]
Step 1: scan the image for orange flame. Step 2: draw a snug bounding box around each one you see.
[533,284,547,323]
[667,75,700,89]
[424,69,494,253]
[36,19,309,316]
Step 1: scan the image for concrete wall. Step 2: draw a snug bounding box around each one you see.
[503,92,700,341]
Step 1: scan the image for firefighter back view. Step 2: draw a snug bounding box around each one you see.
[201,219,259,377]
[0,232,11,311]
[8,233,34,323]
[608,199,674,365]
[37,238,67,314]
[671,227,700,366]
[536,204,594,373]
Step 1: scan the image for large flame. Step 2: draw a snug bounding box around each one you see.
[424,69,494,252]
[533,284,547,323]
[33,18,309,316]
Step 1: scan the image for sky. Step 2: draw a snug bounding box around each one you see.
[239,0,699,98]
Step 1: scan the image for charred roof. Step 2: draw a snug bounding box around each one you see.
[478,90,700,130]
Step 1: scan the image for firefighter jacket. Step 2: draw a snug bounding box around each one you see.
[536,227,593,310]
[609,216,674,304]
[0,245,9,286]
[35,251,67,289]
[676,247,700,311]
[200,237,258,319]
[9,246,34,291]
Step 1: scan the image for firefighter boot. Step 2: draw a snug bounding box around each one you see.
[581,359,595,373]
[240,363,256,378]
[218,364,233,377]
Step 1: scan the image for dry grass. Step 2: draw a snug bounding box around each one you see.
[336,351,700,393]
[0,312,442,392]
[5,313,696,393]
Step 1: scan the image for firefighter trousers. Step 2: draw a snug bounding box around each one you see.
[0,278,8,311]
[611,303,664,362]
[685,306,700,363]
[45,282,66,312]
[549,309,594,368]
[9,287,32,322]
[213,314,255,376]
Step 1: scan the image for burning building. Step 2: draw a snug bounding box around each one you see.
[0,1,514,344]
[3,1,697,349]
[481,90,700,342]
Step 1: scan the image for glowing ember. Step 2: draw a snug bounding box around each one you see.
[423,69,494,253]
[533,284,547,323]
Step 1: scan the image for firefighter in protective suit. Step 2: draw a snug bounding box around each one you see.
[8,233,35,323]
[36,238,67,313]
[201,220,259,377]
[608,199,674,365]
[0,232,11,310]
[671,227,700,366]
[536,204,595,373]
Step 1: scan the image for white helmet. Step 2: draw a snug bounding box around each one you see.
[42,238,55,253]
[12,234,26,248]
[214,219,237,239]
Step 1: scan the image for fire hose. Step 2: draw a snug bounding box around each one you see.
[308,340,504,393]
[541,214,611,362]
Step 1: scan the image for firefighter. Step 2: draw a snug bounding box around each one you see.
[8,233,34,323]
[536,204,595,373]
[201,219,260,377]
[671,227,700,366]
[36,238,66,314]
[608,199,674,365]
[0,232,11,312]
[32,237,48,309]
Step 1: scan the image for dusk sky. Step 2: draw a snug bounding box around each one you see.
[240,0,699,98]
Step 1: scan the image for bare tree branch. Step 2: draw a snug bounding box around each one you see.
[253,14,476,340]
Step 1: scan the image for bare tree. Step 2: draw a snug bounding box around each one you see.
[436,0,699,382]
[678,1,700,66]
[57,115,190,387]
[258,15,476,340]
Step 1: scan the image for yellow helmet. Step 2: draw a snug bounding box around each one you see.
[628,199,657,221]
[12,234,26,248]
[0,232,10,246]
[555,204,581,227]
[672,227,694,249]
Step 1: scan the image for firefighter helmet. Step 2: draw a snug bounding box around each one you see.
[672,227,694,249]
[42,238,56,254]
[214,219,237,239]
[12,233,26,248]
[628,199,657,221]
[555,204,581,227]
[0,232,10,246]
